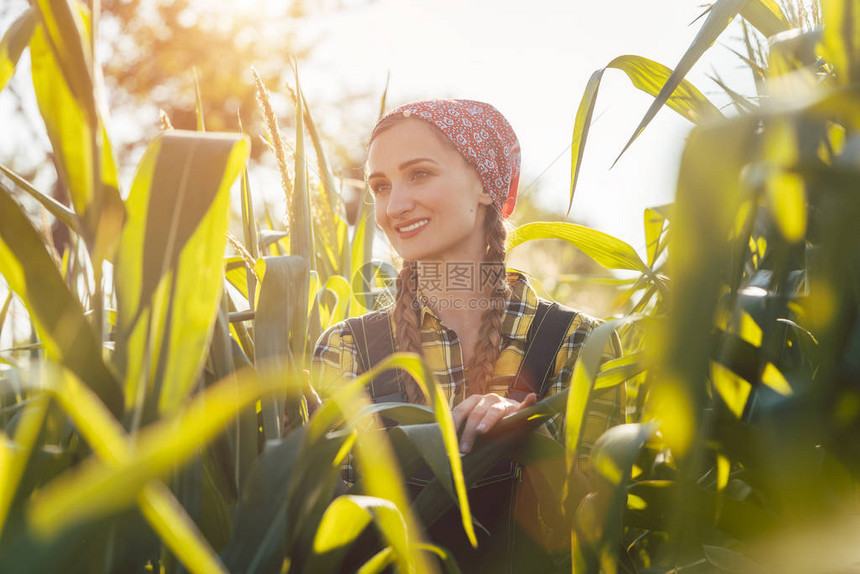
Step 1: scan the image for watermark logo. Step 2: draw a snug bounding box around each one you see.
[351,261,508,312]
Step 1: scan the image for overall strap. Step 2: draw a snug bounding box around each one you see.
[505,301,577,402]
[344,310,405,403]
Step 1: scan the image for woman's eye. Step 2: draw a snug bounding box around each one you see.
[370,182,390,195]
[410,169,431,180]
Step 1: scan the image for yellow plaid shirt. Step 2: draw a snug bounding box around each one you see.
[312,272,625,461]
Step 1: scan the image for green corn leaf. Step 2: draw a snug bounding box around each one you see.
[321,274,363,329]
[193,67,205,132]
[349,76,389,301]
[239,168,258,261]
[411,389,570,533]
[564,317,640,473]
[590,423,655,489]
[260,229,289,252]
[290,64,312,361]
[281,434,356,567]
[308,270,323,346]
[224,257,251,302]
[30,13,124,265]
[574,423,656,570]
[821,0,860,84]
[615,0,748,165]
[595,351,647,390]
[355,402,435,426]
[350,189,376,307]
[389,423,455,500]
[712,71,759,114]
[740,0,792,38]
[508,221,650,274]
[314,495,405,554]
[220,431,302,573]
[510,431,566,510]
[319,352,470,564]
[568,69,603,216]
[0,165,80,234]
[0,190,123,415]
[610,55,721,123]
[377,72,390,121]
[766,171,807,243]
[253,255,307,439]
[0,393,49,540]
[764,119,807,242]
[296,81,350,280]
[0,8,35,92]
[359,547,395,574]
[27,363,305,540]
[761,361,793,396]
[236,111,260,312]
[35,366,228,573]
[568,55,720,214]
[113,131,249,414]
[711,361,752,418]
[0,290,12,331]
[644,204,672,268]
[140,482,229,574]
[414,543,463,574]
[31,0,95,122]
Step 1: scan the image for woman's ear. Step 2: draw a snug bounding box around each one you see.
[478,191,493,206]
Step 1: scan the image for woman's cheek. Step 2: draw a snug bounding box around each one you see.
[374,200,388,229]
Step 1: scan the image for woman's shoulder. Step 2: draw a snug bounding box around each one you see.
[313,304,396,352]
[529,295,619,354]
[564,305,604,332]
[529,291,602,329]
[552,302,622,361]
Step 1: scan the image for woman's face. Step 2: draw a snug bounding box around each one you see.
[367,118,493,265]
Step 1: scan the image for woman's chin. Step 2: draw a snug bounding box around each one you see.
[398,248,433,262]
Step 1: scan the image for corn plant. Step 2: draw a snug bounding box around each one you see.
[554,1,860,572]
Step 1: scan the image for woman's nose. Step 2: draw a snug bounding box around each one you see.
[385,183,415,218]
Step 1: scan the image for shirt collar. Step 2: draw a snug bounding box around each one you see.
[500,271,538,341]
[415,271,538,341]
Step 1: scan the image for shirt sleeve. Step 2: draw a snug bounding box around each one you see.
[542,316,626,465]
[311,320,360,398]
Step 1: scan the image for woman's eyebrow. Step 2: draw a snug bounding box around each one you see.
[367,158,439,180]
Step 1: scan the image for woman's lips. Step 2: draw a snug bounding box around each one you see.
[395,218,429,238]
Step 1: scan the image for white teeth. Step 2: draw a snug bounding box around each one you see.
[398,219,428,232]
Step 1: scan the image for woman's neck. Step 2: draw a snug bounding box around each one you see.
[414,260,500,330]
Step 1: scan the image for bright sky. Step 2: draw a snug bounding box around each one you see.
[299,0,755,252]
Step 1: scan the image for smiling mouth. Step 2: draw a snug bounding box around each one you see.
[396,219,429,232]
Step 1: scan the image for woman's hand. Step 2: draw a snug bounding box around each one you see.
[452,392,537,454]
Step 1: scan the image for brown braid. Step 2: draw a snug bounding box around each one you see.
[392,259,426,403]
[466,207,511,395]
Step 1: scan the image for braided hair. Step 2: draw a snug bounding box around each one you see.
[465,205,511,395]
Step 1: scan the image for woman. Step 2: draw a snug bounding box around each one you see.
[312,99,624,570]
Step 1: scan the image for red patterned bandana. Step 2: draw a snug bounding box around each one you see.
[372,99,521,219]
